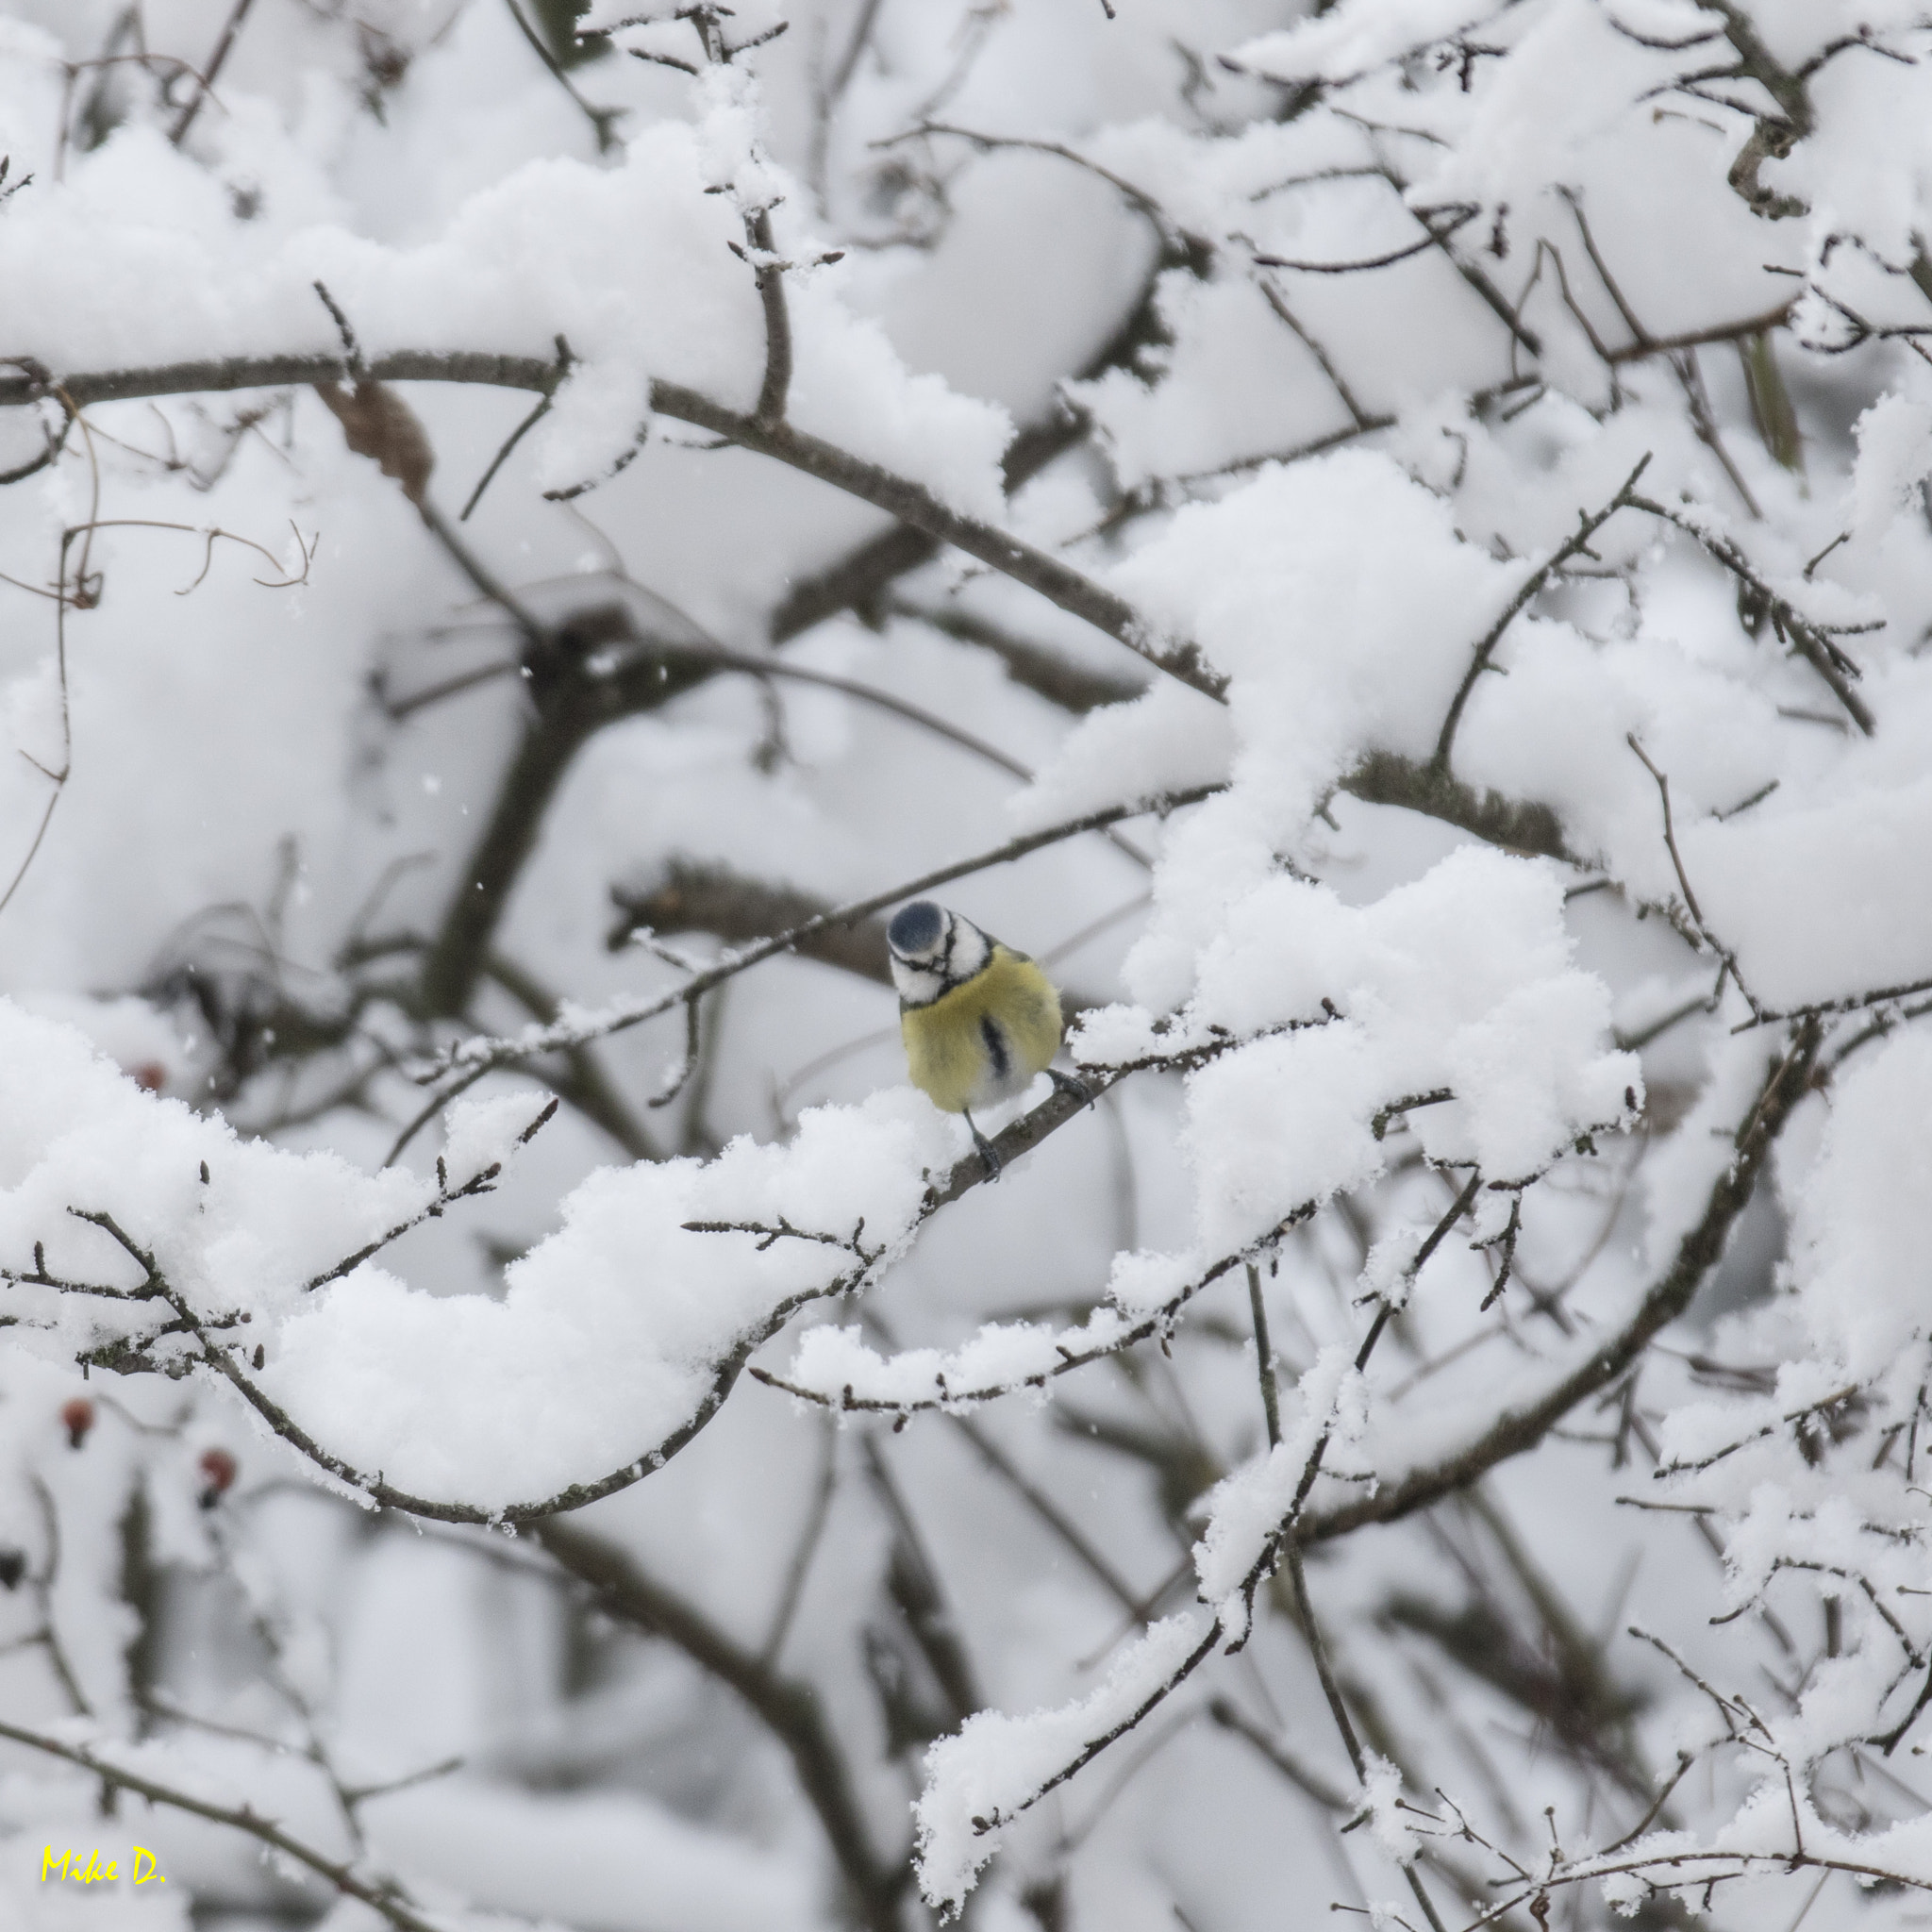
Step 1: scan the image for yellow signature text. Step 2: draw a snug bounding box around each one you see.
[41,1845,166,1885]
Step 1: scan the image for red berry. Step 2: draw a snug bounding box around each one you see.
[197,1446,239,1505]
[60,1397,93,1450]
[132,1062,167,1093]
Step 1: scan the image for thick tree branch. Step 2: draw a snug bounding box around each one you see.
[610,859,893,983]
[0,351,558,410]
[888,599,1147,712]
[531,1519,908,1931]
[1606,303,1798,365]
[651,381,1225,698]
[769,266,1178,643]
[417,602,719,1016]
[0,354,1223,699]
[1338,752,1578,864]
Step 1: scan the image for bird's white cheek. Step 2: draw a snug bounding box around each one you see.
[891,962,944,1006]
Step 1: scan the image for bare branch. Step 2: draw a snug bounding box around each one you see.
[503,0,625,152]
[0,1716,445,1932]
[643,380,1227,698]
[168,0,252,146]
[533,1517,909,1930]
[744,206,794,426]
[610,860,893,983]
[458,337,573,521]
[1434,456,1653,772]
[1255,204,1478,275]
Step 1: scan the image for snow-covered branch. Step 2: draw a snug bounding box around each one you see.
[8,4,1932,1927]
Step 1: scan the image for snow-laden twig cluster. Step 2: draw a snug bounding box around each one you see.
[8,2,1932,1928]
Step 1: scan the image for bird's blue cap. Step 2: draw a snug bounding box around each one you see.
[888,900,946,958]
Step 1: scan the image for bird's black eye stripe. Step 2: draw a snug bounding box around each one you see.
[979,1014,1010,1080]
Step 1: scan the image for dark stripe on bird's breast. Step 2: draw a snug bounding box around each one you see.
[979,1014,1010,1080]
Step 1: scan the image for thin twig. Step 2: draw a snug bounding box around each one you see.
[758,1416,839,1667]
[458,337,572,520]
[0,1717,445,1932]
[420,784,1218,1082]
[944,1407,1145,1613]
[1434,456,1652,771]
[502,0,625,151]
[1255,205,1478,275]
[1247,1264,1282,1449]
[1627,493,1876,734]
[1624,732,1764,1019]
[168,0,252,145]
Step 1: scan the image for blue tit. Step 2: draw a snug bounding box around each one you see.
[886,900,1090,1175]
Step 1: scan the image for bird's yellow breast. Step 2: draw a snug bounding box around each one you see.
[901,947,1063,1114]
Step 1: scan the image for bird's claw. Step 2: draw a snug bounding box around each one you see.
[1047,1067,1095,1111]
[965,1113,1003,1182]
